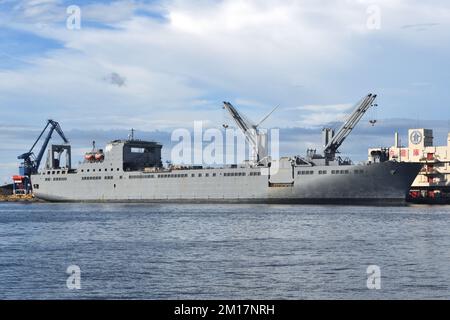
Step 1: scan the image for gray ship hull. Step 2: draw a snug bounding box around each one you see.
[31,161,422,204]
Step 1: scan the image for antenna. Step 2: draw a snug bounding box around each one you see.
[128,128,135,141]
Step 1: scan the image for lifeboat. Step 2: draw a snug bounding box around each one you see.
[95,153,104,161]
[12,175,24,183]
[84,153,95,161]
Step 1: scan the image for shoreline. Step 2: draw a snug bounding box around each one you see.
[0,195,38,203]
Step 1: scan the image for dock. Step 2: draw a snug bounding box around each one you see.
[0,194,38,202]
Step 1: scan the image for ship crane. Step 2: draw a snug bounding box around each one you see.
[17,119,69,177]
[222,102,278,164]
[323,93,377,162]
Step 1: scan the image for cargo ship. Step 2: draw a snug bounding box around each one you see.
[28,94,422,204]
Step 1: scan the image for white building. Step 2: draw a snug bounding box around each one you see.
[369,129,450,201]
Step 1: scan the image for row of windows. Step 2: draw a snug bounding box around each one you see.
[44,170,263,180]
[44,168,121,175]
[332,169,365,175]
[129,175,155,179]
[331,170,350,175]
[224,172,246,177]
[129,171,262,179]
[45,170,66,175]
[298,169,366,176]
[158,174,189,178]
[81,168,120,173]
[80,176,123,181]
[81,176,102,181]
[196,173,218,177]
[44,169,263,178]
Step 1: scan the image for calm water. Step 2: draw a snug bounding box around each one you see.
[0,202,449,299]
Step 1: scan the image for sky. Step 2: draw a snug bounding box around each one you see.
[1,0,450,184]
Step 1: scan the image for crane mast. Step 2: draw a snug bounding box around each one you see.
[17,119,69,176]
[323,93,377,161]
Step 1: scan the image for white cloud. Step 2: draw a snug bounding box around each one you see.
[1,0,450,133]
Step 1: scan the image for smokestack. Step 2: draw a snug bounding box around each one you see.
[394,132,399,148]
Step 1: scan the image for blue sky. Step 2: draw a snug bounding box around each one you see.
[1,0,450,183]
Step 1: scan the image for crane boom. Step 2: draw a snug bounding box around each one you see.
[323,93,377,160]
[18,119,69,176]
[222,101,279,163]
[223,101,257,144]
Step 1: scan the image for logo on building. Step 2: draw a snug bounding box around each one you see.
[410,130,423,145]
